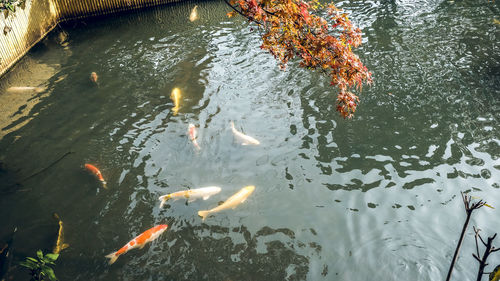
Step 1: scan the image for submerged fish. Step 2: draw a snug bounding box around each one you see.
[170,88,181,115]
[6,86,44,93]
[90,72,98,84]
[52,213,69,255]
[159,186,221,208]
[198,185,255,220]
[84,164,107,188]
[230,121,260,145]
[105,224,168,265]
[188,123,201,150]
[494,19,500,25]
[189,5,199,22]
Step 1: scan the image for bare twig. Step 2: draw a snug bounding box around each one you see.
[445,192,485,281]
[473,231,498,281]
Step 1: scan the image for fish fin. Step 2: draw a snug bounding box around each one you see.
[139,244,146,250]
[242,143,249,146]
[101,181,107,189]
[241,198,247,203]
[198,210,209,221]
[187,197,196,203]
[203,195,210,200]
[230,121,235,129]
[105,252,119,265]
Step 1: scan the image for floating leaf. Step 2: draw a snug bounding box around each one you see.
[484,203,495,209]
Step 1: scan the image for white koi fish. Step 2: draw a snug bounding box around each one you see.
[159,186,221,208]
[188,123,201,150]
[189,5,199,22]
[6,86,44,93]
[105,224,168,265]
[198,185,255,220]
[230,121,260,145]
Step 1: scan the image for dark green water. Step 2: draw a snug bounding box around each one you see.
[0,0,499,280]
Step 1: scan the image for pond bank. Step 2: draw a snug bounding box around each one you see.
[0,0,183,78]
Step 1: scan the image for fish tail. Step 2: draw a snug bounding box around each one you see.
[105,252,119,265]
[198,210,209,221]
[101,181,107,189]
[159,195,171,208]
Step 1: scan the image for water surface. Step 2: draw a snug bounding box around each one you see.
[0,0,499,280]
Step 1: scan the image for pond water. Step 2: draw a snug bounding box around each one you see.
[0,0,499,280]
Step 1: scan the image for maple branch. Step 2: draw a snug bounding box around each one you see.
[223,0,262,25]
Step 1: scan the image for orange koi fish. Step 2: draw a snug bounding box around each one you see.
[105,224,168,265]
[188,123,201,150]
[84,164,107,189]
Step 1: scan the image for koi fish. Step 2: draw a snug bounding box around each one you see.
[170,88,181,115]
[159,186,221,208]
[90,72,98,84]
[188,123,201,150]
[84,164,107,189]
[230,121,260,145]
[52,213,69,255]
[198,185,255,220]
[494,19,500,25]
[6,86,44,93]
[189,5,199,22]
[105,224,168,265]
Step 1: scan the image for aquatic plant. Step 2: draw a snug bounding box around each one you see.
[0,0,24,12]
[225,0,372,118]
[19,250,58,281]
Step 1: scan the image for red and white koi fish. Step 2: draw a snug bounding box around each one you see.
[84,164,107,189]
[188,123,201,150]
[105,224,168,265]
[230,121,260,145]
[159,186,221,208]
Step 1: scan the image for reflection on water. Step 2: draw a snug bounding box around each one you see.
[0,0,499,280]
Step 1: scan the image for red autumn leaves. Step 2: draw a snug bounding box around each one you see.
[226,0,372,118]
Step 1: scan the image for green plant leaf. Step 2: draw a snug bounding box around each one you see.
[45,253,59,262]
[46,267,57,281]
[27,257,38,263]
[36,250,43,260]
[19,261,36,270]
[490,265,500,281]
